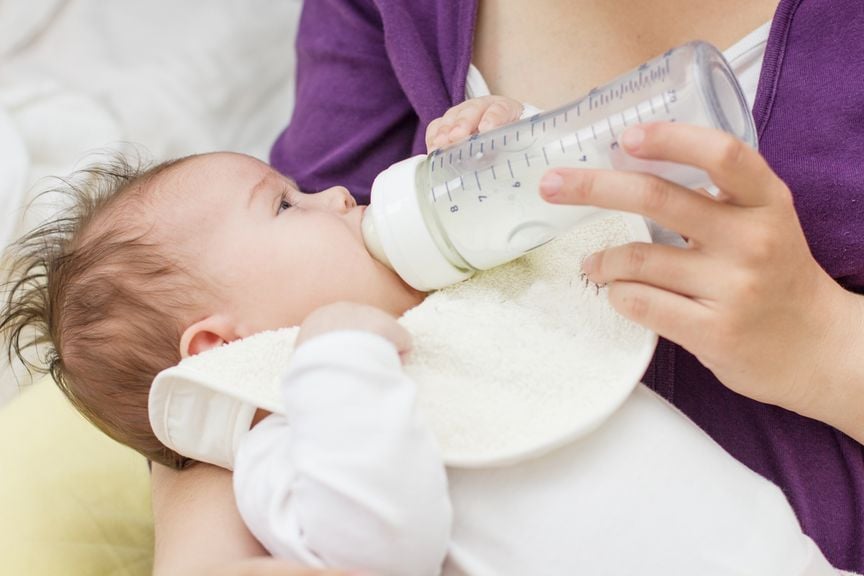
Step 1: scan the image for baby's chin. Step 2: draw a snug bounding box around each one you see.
[370,265,426,316]
[389,276,427,316]
[360,247,427,308]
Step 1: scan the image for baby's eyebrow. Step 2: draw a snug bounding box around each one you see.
[246,175,270,208]
[246,173,299,208]
[283,177,302,195]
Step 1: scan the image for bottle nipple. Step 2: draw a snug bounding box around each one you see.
[361,206,394,270]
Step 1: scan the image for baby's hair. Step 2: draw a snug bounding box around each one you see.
[1,152,202,469]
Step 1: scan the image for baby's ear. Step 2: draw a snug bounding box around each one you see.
[179,315,241,358]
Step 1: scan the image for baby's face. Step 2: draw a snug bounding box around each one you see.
[155,152,424,351]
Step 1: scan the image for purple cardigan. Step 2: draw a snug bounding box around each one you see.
[272,0,864,569]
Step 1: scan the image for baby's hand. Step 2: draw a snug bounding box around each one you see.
[425,95,524,151]
[296,302,412,357]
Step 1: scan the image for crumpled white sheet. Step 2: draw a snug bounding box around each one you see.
[0,106,28,251]
[0,0,302,405]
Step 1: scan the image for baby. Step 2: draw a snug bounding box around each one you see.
[0,98,836,576]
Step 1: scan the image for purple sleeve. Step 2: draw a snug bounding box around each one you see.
[269,0,419,204]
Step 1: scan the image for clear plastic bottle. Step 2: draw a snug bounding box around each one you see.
[361,41,756,291]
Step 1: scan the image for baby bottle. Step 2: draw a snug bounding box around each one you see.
[361,41,756,291]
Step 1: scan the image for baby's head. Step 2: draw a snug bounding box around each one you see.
[1,152,423,468]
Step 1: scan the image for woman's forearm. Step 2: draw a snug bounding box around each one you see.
[798,289,864,444]
[151,462,268,576]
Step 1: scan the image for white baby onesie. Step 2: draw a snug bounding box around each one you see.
[233,330,835,576]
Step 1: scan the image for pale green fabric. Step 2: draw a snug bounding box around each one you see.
[0,376,153,575]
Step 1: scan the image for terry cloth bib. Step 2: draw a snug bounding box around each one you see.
[150,212,657,469]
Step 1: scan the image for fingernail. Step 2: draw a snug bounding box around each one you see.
[582,253,596,274]
[621,126,645,150]
[540,172,564,199]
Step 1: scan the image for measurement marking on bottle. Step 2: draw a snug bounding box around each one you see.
[662,91,670,113]
[448,152,453,164]
[491,138,495,151]
[439,156,444,170]
[503,134,508,146]
[543,120,547,133]
[445,179,452,201]
[552,116,557,128]
[475,172,482,191]
[649,98,656,115]
[606,117,616,138]
[507,159,514,178]
[575,132,583,152]
[531,122,535,136]
[591,124,598,140]
[459,149,463,161]
[459,175,465,190]
[516,131,520,142]
[469,142,474,156]
[635,104,643,123]
[620,112,627,127]
[559,139,566,154]
[491,165,497,179]
[480,142,484,154]
[543,147,550,165]
[564,110,569,122]
[525,153,532,167]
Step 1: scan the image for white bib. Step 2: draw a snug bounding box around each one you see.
[150,212,656,470]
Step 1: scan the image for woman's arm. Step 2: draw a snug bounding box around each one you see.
[151,461,265,575]
[270,0,416,204]
[152,462,353,576]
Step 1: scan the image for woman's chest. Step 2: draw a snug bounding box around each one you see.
[472,0,779,109]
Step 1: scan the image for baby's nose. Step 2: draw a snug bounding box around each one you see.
[322,186,356,212]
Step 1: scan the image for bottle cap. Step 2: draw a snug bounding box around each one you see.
[364,155,473,291]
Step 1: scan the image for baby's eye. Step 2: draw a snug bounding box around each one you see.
[277,191,294,214]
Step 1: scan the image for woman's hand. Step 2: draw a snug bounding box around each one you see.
[425,95,524,151]
[296,302,411,357]
[539,122,864,434]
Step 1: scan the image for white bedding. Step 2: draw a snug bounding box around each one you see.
[0,0,302,406]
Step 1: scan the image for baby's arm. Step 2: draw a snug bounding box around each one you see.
[232,304,451,576]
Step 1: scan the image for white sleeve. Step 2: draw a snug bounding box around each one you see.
[233,331,451,576]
